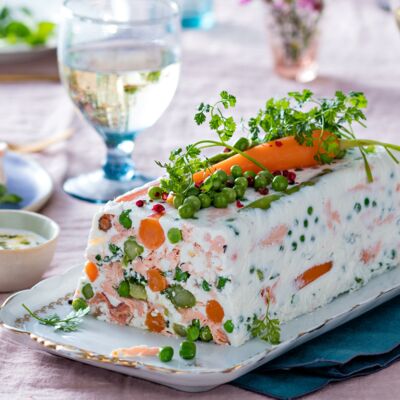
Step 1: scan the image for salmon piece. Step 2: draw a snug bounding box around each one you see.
[111,345,160,358]
[261,225,289,247]
[325,200,341,231]
[360,242,382,264]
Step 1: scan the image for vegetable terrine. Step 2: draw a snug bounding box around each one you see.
[74,149,400,346]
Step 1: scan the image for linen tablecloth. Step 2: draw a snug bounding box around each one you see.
[1,0,400,398]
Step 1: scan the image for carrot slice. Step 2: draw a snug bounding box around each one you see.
[115,187,149,203]
[85,261,99,282]
[145,310,166,332]
[193,131,337,184]
[147,268,168,292]
[138,218,165,250]
[295,261,333,290]
[206,300,225,323]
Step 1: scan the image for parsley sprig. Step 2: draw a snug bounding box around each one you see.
[157,91,266,196]
[248,90,399,182]
[22,304,89,332]
[250,296,280,345]
[157,90,400,194]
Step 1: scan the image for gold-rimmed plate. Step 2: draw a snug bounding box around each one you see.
[1,264,400,392]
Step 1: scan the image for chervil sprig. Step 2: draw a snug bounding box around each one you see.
[250,296,281,345]
[22,304,89,332]
[157,91,266,197]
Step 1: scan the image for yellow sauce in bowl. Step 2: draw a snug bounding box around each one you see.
[0,228,46,250]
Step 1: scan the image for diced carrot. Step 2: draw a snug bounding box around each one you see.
[138,218,165,250]
[193,131,337,184]
[147,268,168,292]
[295,261,333,290]
[85,261,99,282]
[206,300,224,323]
[145,310,166,332]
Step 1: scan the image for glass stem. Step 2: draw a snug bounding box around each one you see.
[102,133,136,181]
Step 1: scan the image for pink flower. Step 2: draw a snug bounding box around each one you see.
[296,0,323,12]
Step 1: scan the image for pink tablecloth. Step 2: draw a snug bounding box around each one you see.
[1,0,400,398]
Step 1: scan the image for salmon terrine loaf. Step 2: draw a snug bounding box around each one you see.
[73,149,400,346]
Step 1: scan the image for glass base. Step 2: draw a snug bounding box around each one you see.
[181,12,214,29]
[63,170,152,204]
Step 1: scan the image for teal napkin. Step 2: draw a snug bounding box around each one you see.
[232,295,400,399]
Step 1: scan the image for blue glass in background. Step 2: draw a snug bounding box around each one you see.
[180,0,214,29]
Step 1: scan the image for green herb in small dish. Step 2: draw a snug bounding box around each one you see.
[0,184,22,205]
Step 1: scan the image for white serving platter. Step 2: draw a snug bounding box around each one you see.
[1,264,400,392]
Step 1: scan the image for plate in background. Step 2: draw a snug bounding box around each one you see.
[1,152,53,212]
[0,0,62,64]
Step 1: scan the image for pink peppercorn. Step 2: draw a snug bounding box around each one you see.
[275,140,283,147]
[136,200,144,207]
[247,176,255,187]
[152,204,165,213]
[287,171,297,182]
[236,200,244,208]
[258,187,269,195]
[282,170,289,177]
[273,170,281,176]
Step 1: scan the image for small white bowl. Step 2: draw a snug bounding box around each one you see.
[0,210,59,292]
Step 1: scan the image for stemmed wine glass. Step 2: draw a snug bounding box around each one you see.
[58,0,181,203]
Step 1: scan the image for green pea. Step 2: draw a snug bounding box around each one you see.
[191,319,201,329]
[243,170,256,179]
[159,346,174,362]
[173,323,187,337]
[148,186,163,200]
[173,194,184,208]
[199,326,213,342]
[165,284,196,308]
[129,282,147,300]
[222,187,236,203]
[119,209,132,229]
[82,283,94,299]
[117,280,130,297]
[185,186,200,197]
[124,237,144,261]
[234,137,250,151]
[234,176,248,189]
[272,175,289,192]
[223,320,234,333]
[204,176,222,191]
[226,175,235,187]
[257,170,274,184]
[213,169,228,183]
[213,192,228,208]
[184,195,201,212]
[199,193,212,208]
[179,340,196,360]
[187,325,200,341]
[167,227,182,244]
[72,298,87,311]
[178,203,195,219]
[230,165,243,178]
[254,175,268,189]
[234,185,246,199]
